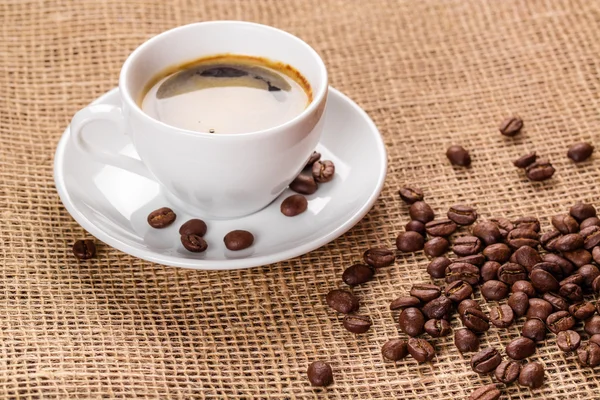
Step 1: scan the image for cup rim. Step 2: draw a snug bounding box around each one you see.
[119,20,328,138]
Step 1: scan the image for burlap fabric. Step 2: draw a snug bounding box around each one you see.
[2,0,600,398]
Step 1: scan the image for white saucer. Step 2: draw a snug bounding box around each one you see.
[54,87,387,270]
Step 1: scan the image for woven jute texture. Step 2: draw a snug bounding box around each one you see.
[2,0,600,398]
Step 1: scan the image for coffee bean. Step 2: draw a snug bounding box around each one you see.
[427,257,451,279]
[508,292,529,317]
[422,295,453,320]
[567,142,594,162]
[179,218,207,236]
[577,263,600,287]
[513,217,541,232]
[522,318,547,342]
[399,186,424,204]
[409,201,435,223]
[526,298,553,320]
[563,249,592,267]
[306,150,321,166]
[551,214,579,234]
[499,116,523,136]
[514,151,537,168]
[390,296,421,310]
[540,230,561,251]
[481,280,509,301]
[455,254,486,266]
[481,261,501,282]
[455,328,480,353]
[72,239,96,260]
[343,314,372,334]
[424,318,452,337]
[555,233,584,252]
[224,230,254,250]
[407,338,435,363]
[452,236,483,256]
[290,172,318,194]
[569,302,596,320]
[447,205,478,225]
[445,262,480,285]
[483,243,511,263]
[490,217,515,238]
[593,275,600,293]
[570,202,597,222]
[585,316,600,335]
[280,194,308,216]
[147,207,176,228]
[542,292,568,311]
[495,360,521,384]
[410,284,441,302]
[468,384,501,400]
[473,221,502,245]
[578,342,600,367]
[543,253,575,276]
[363,247,395,268]
[445,280,473,302]
[557,330,581,352]
[581,217,600,230]
[405,220,427,236]
[510,246,541,272]
[490,304,514,328]
[424,237,450,257]
[396,231,425,252]
[580,226,600,249]
[498,263,527,285]
[558,282,583,302]
[506,228,539,249]
[519,362,544,388]
[532,261,563,280]
[425,219,457,237]
[471,347,502,374]
[399,307,425,337]
[594,246,600,264]
[590,334,600,347]
[458,299,482,316]
[181,234,208,252]
[381,339,408,361]
[506,337,536,360]
[512,280,536,297]
[342,264,374,286]
[546,311,575,333]
[525,158,555,181]
[462,308,490,333]
[530,269,559,293]
[307,361,333,387]
[312,160,335,183]
[326,289,359,314]
[446,145,471,166]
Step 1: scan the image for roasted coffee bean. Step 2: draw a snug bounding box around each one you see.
[306,150,321,166]
[513,217,541,232]
[181,234,208,252]
[427,257,451,279]
[498,263,528,285]
[398,186,424,204]
[462,308,490,333]
[551,214,579,234]
[280,194,308,216]
[532,261,563,280]
[559,283,583,302]
[468,384,501,400]
[569,302,596,320]
[540,230,561,251]
[495,360,521,384]
[490,217,514,238]
[547,311,576,333]
[458,299,482,316]
[530,269,559,293]
[406,220,427,236]
[490,304,514,328]
[578,342,600,367]
[473,221,502,245]
[542,292,568,311]
[543,253,575,276]
[326,289,359,314]
[342,264,374,286]
[455,254,486,266]
[483,243,511,263]
[224,230,254,250]
[307,361,333,387]
[72,239,96,260]
[179,218,207,236]
[512,280,536,297]
[471,347,502,374]
[363,247,395,268]
[409,201,435,223]
[410,284,441,302]
[481,280,509,301]
[594,275,600,293]
[481,261,501,282]
[585,316,600,335]
[567,142,594,162]
[506,337,536,360]
[508,292,529,317]
[290,172,318,194]
[581,226,600,249]
[506,228,539,249]
[594,246,600,264]
[425,219,458,237]
[446,145,471,166]
[424,237,450,257]
[522,318,547,342]
[422,295,453,320]
[499,116,523,137]
[560,274,584,288]
[445,280,473,302]
[555,233,584,252]
[510,246,541,272]
[514,152,537,168]
[590,334,600,347]
[519,362,544,389]
[381,339,408,361]
[570,202,597,222]
[312,160,335,183]
[390,296,421,310]
[525,158,555,181]
[147,207,176,228]
[407,338,435,363]
[581,217,600,230]
[424,318,452,337]
[455,328,480,353]
[396,231,425,252]
[447,205,478,225]
[453,236,483,256]
[343,314,372,333]
[445,262,480,285]
[398,307,425,337]
[563,249,592,267]
[557,330,581,352]
[526,298,554,321]
[578,263,600,287]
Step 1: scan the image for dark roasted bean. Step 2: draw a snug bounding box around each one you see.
[398,186,424,204]
[498,263,528,285]
[490,304,514,328]
[495,360,521,384]
[224,230,254,250]
[547,311,576,333]
[514,152,537,168]
[453,236,483,256]
[381,339,408,361]
[390,296,421,310]
[425,219,458,237]
[424,237,450,257]
[396,231,425,252]
[181,234,208,252]
[555,233,584,252]
[557,330,581,352]
[532,261,564,280]
[513,217,541,232]
[455,254,486,266]
[427,257,451,279]
[525,158,555,181]
[530,269,559,293]
[510,246,541,271]
[326,289,359,314]
[147,207,176,228]
[72,239,96,260]
[445,262,480,285]
[584,316,600,336]
[508,292,529,317]
[473,221,502,245]
[490,217,514,238]
[406,220,427,236]
[407,338,435,363]
[540,230,561,251]
[342,264,374,286]
[569,302,596,320]
[581,217,600,230]
[567,142,594,162]
[512,280,536,297]
[481,261,501,282]
[455,328,480,353]
[578,264,600,287]
[519,362,545,388]
[343,315,372,333]
[312,160,335,183]
[447,205,478,225]
[424,319,452,337]
[471,347,502,374]
[409,201,435,223]
[563,249,592,267]
[410,284,441,302]
[542,292,568,311]
[458,299,482,316]
[280,194,308,216]
[522,318,547,342]
[306,151,321,166]
[570,202,597,222]
[542,253,575,276]
[481,280,509,301]
[506,228,539,249]
[307,361,333,387]
[506,337,536,360]
[399,307,425,337]
[422,295,453,320]
[499,116,524,136]
[446,145,471,166]
[578,342,600,367]
[526,298,553,321]
[363,247,395,268]
[552,214,580,234]
[444,280,473,302]
[290,172,318,194]
[483,243,512,263]
[179,218,207,236]
[468,384,501,400]
[581,226,600,249]
[559,283,583,302]
[462,308,490,333]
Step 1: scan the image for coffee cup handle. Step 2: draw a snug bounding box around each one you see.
[70,102,153,179]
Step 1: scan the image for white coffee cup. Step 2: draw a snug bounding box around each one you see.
[70,21,328,218]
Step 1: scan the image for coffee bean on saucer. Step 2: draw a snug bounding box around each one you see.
[399,186,424,204]
[570,202,597,221]
[363,247,395,268]
[462,308,490,333]
[410,284,441,302]
[342,264,374,286]
[567,142,594,162]
[399,307,425,337]
[306,151,321,166]
[396,231,425,252]
[409,201,435,223]
[499,116,523,137]
[490,304,514,328]
[526,298,553,321]
[469,384,501,400]
[342,314,372,334]
[525,158,555,181]
[326,289,359,314]
[147,207,176,228]
[514,152,537,168]
[547,311,575,333]
[390,296,421,310]
[581,217,600,230]
[495,360,521,384]
[425,219,457,237]
[446,145,471,166]
[280,194,308,216]
[522,318,546,342]
[569,301,596,320]
[519,362,544,388]
[424,237,450,257]
[312,160,335,183]
[406,220,427,236]
[181,234,208,252]
[551,214,579,234]
[480,261,501,282]
[557,330,581,352]
[444,280,473,302]
[224,230,254,250]
[179,218,207,236]
[458,299,481,316]
[290,172,318,194]
[578,342,600,367]
[452,236,483,256]
[512,280,536,297]
[506,337,535,360]
[471,347,502,374]
[381,339,408,361]
[447,204,477,225]
[427,257,451,279]
[508,292,529,317]
[473,221,502,245]
[483,243,511,263]
[455,328,480,353]
[407,338,435,363]
[72,239,96,260]
[307,361,333,387]
[585,316,600,335]
[481,280,509,301]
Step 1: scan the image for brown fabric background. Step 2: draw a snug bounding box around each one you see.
[1,0,600,398]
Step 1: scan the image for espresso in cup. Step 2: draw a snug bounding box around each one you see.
[139,54,312,134]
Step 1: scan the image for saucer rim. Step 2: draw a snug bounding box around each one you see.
[53,86,388,270]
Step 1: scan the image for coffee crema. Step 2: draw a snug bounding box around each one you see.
[139,54,312,134]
